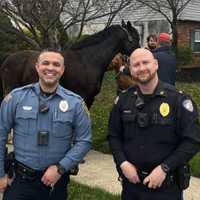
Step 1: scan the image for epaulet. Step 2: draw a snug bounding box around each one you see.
[3,84,34,103]
[121,85,136,94]
[11,84,34,94]
[162,82,176,91]
[114,86,136,104]
[60,87,82,100]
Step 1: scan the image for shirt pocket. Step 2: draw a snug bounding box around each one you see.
[15,107,37,135]
[52,111,73,138]
[122,113,136,139]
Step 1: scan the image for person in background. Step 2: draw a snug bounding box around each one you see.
[153,32,176,85]
[0,48,92,200]
[146,34,158,51]
[108,48,200,200]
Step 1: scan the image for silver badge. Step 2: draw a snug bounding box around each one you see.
[59,100,69,112]
[182,99,194,112]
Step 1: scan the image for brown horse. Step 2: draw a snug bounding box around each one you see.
[110,53,135,93]
[0,21,140,108]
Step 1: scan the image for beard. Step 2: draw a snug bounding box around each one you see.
[134,70,157,85]
[148,44,157,50]
[39,75,60,89]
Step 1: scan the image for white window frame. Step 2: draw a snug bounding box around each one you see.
[194,30,200,42]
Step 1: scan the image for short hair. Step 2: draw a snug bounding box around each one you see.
[38,47,64,57]
[37,48,64,61]
[147,34,157,42]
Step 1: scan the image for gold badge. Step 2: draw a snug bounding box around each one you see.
[159,102,170,117]
[82,101,90,117]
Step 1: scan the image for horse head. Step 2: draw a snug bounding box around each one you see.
[120,20,140,56]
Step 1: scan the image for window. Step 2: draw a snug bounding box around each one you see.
[191,30,200,52]
[194,31,200,42]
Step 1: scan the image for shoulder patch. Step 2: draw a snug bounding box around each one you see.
[182,99,194,112]
[82,101,90,117]
[4,93,12,103]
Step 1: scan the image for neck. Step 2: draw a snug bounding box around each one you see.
[39,80,58,94]
[138,75,159,95]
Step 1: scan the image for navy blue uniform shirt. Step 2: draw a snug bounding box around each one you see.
[108,82,200,172]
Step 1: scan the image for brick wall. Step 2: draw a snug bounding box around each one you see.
[177,20,200,64]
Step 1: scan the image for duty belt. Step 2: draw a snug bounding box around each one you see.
[14,160,45,180]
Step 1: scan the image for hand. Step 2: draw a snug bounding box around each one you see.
[120,161,140,184]
[143,165,167,189]
[0,175,8,193]
[41,165,61,187]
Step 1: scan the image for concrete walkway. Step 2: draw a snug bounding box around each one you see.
[72,150,200,200]
[1,148,199,199]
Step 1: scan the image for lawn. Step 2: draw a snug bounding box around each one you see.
[90,71,200,177]
[69,181,120,200]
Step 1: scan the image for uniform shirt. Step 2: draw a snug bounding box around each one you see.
[0,83,92,177]
[108,81,200,172]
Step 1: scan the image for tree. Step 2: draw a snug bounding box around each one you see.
[135,0,192,54]
[0,11,30,64]
[0,0,135,49]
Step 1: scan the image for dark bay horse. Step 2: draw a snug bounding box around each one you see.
[0,21,140,108]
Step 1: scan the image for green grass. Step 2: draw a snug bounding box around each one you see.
[69,181,120,200]
[90,72,200,177]
[176,81,200,177]
[90,72,117,153]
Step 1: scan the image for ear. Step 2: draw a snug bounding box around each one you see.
[35,62,39,72]
[121,19,126,28]
[154,59,159,70]
[127,21,132,29]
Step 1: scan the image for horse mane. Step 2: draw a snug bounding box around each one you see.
[70,25,121,50]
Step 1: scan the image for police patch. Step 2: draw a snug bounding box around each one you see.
[82,101,90,117]
[182,99,194,112]
[159,102,170,117]
[4,93,12,103]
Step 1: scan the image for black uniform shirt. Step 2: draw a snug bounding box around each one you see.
[108,81,200,172]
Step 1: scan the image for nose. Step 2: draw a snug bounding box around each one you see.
[46,63,54,70]
[138,63,146,71]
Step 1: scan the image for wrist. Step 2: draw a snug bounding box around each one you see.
[120,161,129,169]
[160,163,170,174]
[55,163,66,176]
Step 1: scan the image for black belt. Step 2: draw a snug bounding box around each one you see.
[14,160,45,179]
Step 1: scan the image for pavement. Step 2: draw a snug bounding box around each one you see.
[72,150,200,200]
[1,148,200,199]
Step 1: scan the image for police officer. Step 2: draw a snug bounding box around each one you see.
[108,48,200,200]
[0,49,92,200]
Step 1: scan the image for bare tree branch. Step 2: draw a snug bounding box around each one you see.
[0,0,138,49]
[136,0,193,53]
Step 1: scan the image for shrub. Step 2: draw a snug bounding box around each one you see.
[177,45,193,66]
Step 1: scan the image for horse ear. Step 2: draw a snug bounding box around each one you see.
[121,19,126,28]
[127,21,132,29]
